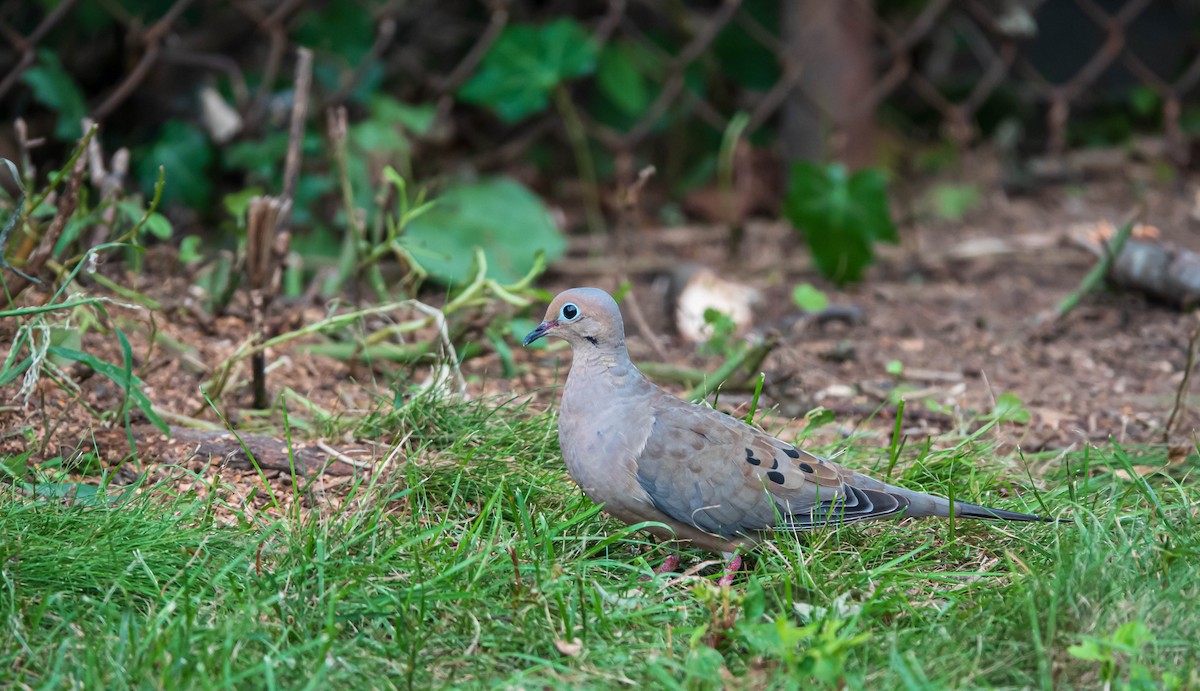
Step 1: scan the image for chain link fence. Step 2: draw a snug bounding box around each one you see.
[3,0,1200,173]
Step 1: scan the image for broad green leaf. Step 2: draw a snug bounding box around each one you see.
[459,19,598,123]
[783,162,898,285]
[21,49,87,139]
[597,42,651,117]
[137,120,214,210]
[403,176,564,285]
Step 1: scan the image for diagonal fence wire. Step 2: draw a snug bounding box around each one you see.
[2,0,1200,171]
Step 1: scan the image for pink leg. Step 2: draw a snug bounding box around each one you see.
[717,554,742,587]
[639,554,681,581]
[653,554,681,575]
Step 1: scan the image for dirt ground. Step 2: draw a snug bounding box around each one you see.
[2,148,1197,502]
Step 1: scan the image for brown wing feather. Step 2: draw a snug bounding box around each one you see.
[634,399,909,539]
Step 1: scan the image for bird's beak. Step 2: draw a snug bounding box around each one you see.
[522,320,555,346]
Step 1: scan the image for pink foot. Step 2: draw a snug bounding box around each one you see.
[717,554,742,587]
[654,554,681,575]
[640,554,681,581]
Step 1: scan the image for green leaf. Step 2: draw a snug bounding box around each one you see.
[1,448,33,482]
[791,283,829,312]
[138,120,214,210]
[179,235,203,265]
[1067,640,1109,662]
[349,117,410,156]
[510,318,548,350]
[928,183,981,221]
[21,49,87,140]
[1129,86,1160,117]
[403,176,565,285]
[459,19,598,123]
[1112,621,1153,649]
[783,162,898,285]
[0,356,32,387]
[712,0,780,90]
[21,481,103,504]
[597,42,651,117]
[683,645,725,681]
[222,187,264,222]
[804,407,836,430]
[47,346,169,434]
[293,3,375,63]
[224,133,288,178]
[992,391,1030,424]
[372,97,437,136]
[886,360,904,377]
[118,202,173,240]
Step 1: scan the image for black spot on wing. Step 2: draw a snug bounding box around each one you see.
[766,471,786,485]
[798,463,814,474]
[783,447,801,459]
[745,448,761,466]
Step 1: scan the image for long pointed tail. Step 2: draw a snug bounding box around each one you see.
[952,500,1057,522]
[851,473,1060,522]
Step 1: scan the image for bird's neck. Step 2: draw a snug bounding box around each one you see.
[564,345,643,396]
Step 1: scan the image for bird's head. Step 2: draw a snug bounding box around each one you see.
[522,287,626,350]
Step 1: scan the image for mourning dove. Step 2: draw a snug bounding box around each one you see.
[524,287,1056,584]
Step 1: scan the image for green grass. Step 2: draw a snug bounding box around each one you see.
[1,394,1197,689]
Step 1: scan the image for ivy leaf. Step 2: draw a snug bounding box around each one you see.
[459,19,598,123]
[403,176,565,285]
[21,49,87,140]
[597,42,651,117]
[783,162,897,285]
[138,120,214,210]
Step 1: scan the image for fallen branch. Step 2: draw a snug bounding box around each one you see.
[1056,217,1135,318]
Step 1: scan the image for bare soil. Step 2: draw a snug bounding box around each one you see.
[3,150,1197,504]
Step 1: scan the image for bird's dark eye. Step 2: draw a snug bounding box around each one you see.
[560,302,579,321]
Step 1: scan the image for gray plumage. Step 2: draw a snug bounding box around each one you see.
[524,287,1053,554]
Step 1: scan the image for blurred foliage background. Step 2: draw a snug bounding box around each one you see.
[3,0,1200,290]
